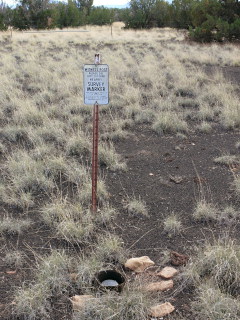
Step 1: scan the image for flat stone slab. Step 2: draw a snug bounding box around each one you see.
[145,280,173,292]
[149,302,175,317]
[157,266,178,279]
[124,256,155,272]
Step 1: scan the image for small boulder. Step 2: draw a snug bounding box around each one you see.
[145,280,173,292]
[70,295,94,311]
[149,302,175,317]
[157,266,178,279]
[124,256,155,272]
[170,251,189,266]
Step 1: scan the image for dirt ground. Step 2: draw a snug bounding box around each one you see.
[0,66,240,320]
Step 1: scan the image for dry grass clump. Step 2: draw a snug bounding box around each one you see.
[184,238,240,319]
[73,283,152,320]
[233,176,240,198]
[14,250,71,319]
[214,154,240,166]
[76,234,126,291]
[42,198,117,243]
[98,142,126,171]
[152,112,188,134]
[196,121,212,133]
[193,200,218,222]
[0,216,32,235]
[219,206,239,225]
[4,251,24,268]
[163,214,182,236]
[125,196,148,217]
[192,284,240,320]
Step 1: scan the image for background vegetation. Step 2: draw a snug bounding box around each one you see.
[0,0,239,41]
[0,21,239,319]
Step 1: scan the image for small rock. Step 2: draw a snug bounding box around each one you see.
[145,280,173,292]
[124,256,155,273]
[70,295,95,311]
[169,175,184,184]
[157,267,178,279]
[170,251,189,266]
[149,302,175,317]
[6,270,17,275]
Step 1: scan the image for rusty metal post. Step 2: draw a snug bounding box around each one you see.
[92,102,99,212]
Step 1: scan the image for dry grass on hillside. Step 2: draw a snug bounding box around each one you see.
[0,25,240,319]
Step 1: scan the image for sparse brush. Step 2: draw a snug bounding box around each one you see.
[197,121,212,133]
[214,154,240,166]
[125,197,148,217]
[4,251,24,268]
[185,238,240,296]
[95,233,126,264]
[6,150,54,196]
[73,282,152,320]
[219,206,239,225]
[96,204,118,225]
[163,214,182,236]
[0,216,32,235]
[66,134,91,157]
[42,199,94,242]
[36,250,72,293]
[98,142,126,171]
[14,250,71,319]
[193,200,218,222]
[76,254,104,291]
[77,178,108,205]
[14,283,50,320]
[192,283,240,320]
[0,125,29,144]
[152,112,188,134]
[197,103,215,121]
[135,110,156,124]
[0,141,6,154]
[233,175,240,198]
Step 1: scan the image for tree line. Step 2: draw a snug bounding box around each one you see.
[0,0,239,42]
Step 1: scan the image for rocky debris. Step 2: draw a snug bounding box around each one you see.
[169,175,184,184]
[170,251,189,266]
[157,266,178,279]
[124,256,155,272]
[145,280,173,292]
[70,295,95,311]
[149,302,175,317]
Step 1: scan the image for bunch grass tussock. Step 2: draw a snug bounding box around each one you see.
[0,216,32,235]
[163,214,182,236]
[73,282,153,320]
[42,197,117,243]
[14,250,72,319]
[184,238,240,320]
[125,196,148,217]
[193,199,218,222]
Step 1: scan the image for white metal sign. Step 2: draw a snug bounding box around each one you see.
[83,64,109,105]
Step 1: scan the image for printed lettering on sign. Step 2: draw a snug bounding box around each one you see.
[83,64,109,105]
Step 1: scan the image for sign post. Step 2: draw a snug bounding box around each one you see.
[83,55,109,212]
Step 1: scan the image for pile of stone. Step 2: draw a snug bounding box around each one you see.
[125,256,178,318]
[70,254,187,318]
